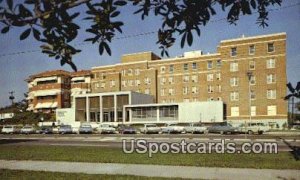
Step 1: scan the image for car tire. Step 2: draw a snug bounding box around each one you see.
[258,131,263,135]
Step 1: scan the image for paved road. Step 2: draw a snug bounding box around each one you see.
[1,160,299,180]
[0,134,299,152]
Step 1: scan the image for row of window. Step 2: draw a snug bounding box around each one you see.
[230,59,275,72]
[230,74,276,86]
[230,89,276,101]
[231,105,277,117]
[230,43,275,57]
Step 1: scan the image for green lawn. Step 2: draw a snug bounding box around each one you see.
[0,169,178,180]
[0,145,299,169]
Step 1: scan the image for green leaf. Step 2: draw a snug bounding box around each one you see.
[114,1,127,6]
[1,26,10,34]
[20,28,31,40]
[32,28,40,40]
[250,0,256,9]
[181,33,186,48]
[111,11,120,18]
[187,31,193,46]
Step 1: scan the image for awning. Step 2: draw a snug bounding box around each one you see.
[35,76,57,82]
[35,102,54,109]
[34,90,60,97]
[71,89,88,96]
[71,77,85,81]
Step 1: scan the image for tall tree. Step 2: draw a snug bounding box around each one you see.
[0,0,282,71]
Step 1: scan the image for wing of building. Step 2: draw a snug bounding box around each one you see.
[26,32,288,128]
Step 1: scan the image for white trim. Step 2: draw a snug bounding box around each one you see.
[220,33,286,43]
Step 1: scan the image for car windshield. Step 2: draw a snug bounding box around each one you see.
[4,126,12,128]
[147,124,157,127]
[81,125,91,128]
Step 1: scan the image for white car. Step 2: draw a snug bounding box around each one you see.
[20,126,36,134]
[161,123,185,134]
[184,123,207,134]
[238,122,270,134]
[1,125,19,134]
[97,124,116,134]
[140,124,161,134]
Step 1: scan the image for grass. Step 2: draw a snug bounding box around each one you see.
[0,145,299,169]
[0,169,178,180]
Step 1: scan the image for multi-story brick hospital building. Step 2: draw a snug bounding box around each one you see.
[26,32,288,128]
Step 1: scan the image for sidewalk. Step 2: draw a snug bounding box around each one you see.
[0,160,299,180]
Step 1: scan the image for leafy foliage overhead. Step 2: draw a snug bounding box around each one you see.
[0,0,282,71]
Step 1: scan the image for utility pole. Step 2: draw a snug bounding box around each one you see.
[246,71,253,139]
[9,91,15,105]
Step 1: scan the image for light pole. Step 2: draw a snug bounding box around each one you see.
[246,71,253,138]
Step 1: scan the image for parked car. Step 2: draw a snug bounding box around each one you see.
[20,126,36,134]
[184,123,207,134]
[140,124,161,134]
[1,125,19,134]
[79,124,93,134]
[238,122,270,134]
[38,126,53,134]
[97,124,116,134]
[118,125,136,134]
[58,125,73,134]
[161,123,185,134]
[207,123,239,134]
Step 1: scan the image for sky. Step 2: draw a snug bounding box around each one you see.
[0,1,299,108]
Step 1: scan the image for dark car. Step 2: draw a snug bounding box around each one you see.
[39,126,53,134]
[207,123,239,135]
[118,125,136,134]
[79,124,93,134]
[58,125,73,134]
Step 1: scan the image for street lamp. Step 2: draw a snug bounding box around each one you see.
[246,71,253,137]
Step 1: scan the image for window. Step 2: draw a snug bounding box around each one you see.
[128,80,133,86]
[121,80,126,87]
[230,62,238,72]
[231,107,239,116]
[192,86,198,94]
[230,77,239,87]
[267,59,276,69]
[267,89,276,99]
[183,98,190,102]
[207,61,213,69]
[217,85,222,92]
[135,79,140,86]
[169,65,174,73]
[268,43,275,52]
[121,70,126,76]
[267,74,276,84]
[183,63,188,71]
[95,82,100,88]
[192,62,197,70]
[183,87,188,95]
[110,80,115,87]
[267,105,277,116]
[216,73,221,80]
[191,75,198,83]
[231,47,237,56]
[250,90,256,100]
[251,106,256,116]
[208,85,214,93]
[169,88,175,95]
[169,77,174,84]
[161,89,165,96]
[101,82,105,88]
[145,88,150,94]
[250,76,256,85]
[216,60,222,68]
[135,69,140,75]
[216,97,222,101]
[249,45,255,55]
[160,77,166,85]
[127,69,133,76]
[183,75,189,83]
[208,97,214,101]
[207,74,214,81]
[144,77,151,84]
[249,60,255,70]
[160,66,166,73]
[230,92,239,101]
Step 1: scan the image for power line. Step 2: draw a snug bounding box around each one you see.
[0,2,299,58]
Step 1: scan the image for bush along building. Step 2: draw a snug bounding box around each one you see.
[27,33,288,128]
